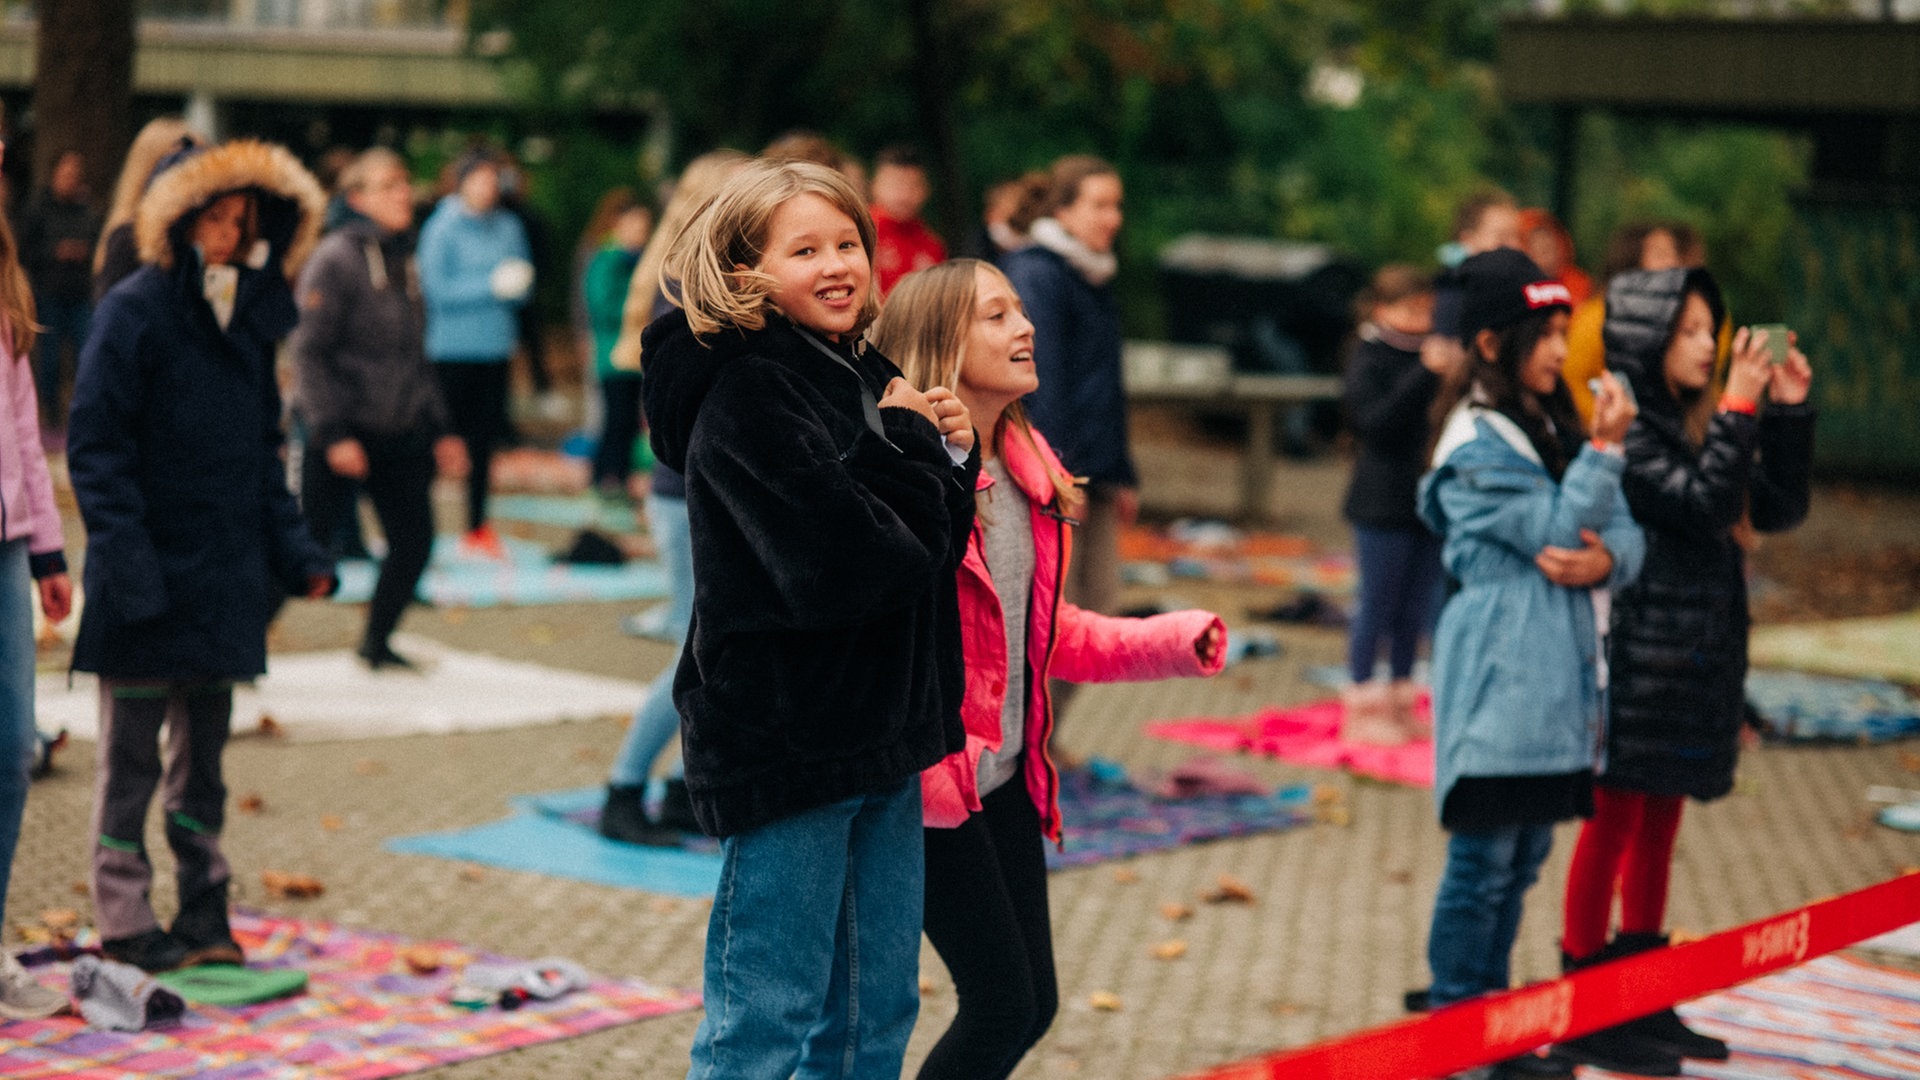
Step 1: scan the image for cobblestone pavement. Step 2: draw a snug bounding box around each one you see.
[12,439,1920,1079]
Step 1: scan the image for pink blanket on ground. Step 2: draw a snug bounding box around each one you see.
[1145,695,1435,787]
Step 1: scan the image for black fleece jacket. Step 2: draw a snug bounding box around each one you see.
[642,309,976,837]
[1342,327,1440,531]
[1600,269,1815,801]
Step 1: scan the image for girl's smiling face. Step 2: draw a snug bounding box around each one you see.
[1520,309,1571,396]
[193,193,250,266]
[1662,291,1718,396]
[957,265,1037,407]
[753,192,870,340]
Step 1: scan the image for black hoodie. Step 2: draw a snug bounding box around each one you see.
[1600,269,1815,801]
[642,308,976,837]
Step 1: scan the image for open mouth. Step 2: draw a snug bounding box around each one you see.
[1011,350,1033,364]
[817,285,855,304]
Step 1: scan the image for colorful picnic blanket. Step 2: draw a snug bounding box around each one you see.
[1120,520,1356,594]
[1146,695,1435,787]
[333,535,667,608]
[0,910,699,1080]
[1584,953,1920,1079]
[1745,670,1920,743]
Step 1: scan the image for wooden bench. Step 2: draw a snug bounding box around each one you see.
[1123,341,1344,521]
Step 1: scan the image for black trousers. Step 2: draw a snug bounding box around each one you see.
[919,778,1059,1080]
[593,373,643,490]
[433,360,509,531]
[302,431,436,652]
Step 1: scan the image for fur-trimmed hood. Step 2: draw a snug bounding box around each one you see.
[134,139,326,276]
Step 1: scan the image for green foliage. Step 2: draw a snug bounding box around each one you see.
[1568,114,1811,321]
[465,0,1817,343]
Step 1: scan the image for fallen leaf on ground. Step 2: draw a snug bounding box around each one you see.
[458,866,486,883]
[1311,784,1343,805]
[1151,939,1188,960]
[1111,867,1140,885]
[1669,927,1704,945]
[648,898,677,914]
[1900,751,1920,774]
[1202,875,1256,905]
[1383,868,1412,885]
[441,609,468,625]
[1088,991,1123,1011]
[1268,1000,1306,1017]
[918,977,939,996]
[40,909,79,932]
[320,815,345,832]
[353,759,387,776]
[257,714,283,738]
[400,945,442,974]
[237,792,265,814]
[70,881,89,897]
[261,870,325,899]
[1159,901,1194,922]
[1316,804,1353,827]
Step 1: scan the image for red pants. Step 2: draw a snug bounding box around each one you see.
[1562,785,1685,960]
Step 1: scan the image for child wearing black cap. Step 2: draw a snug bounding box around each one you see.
[1414,249,1647,1079]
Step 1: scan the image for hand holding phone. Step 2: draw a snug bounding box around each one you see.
[1749,324,1791,365]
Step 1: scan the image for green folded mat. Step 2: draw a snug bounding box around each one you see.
[156,963,309,1005]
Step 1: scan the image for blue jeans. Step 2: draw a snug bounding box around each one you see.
[0,540,37,928]
[690,777,924,1080]
[1347,525,1444,682]
[1427,823,1555,1007]
[610,496,691,787]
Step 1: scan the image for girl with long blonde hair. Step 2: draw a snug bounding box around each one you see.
[871,259,1225,1079]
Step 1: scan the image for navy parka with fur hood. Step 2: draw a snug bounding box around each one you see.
[642,308,976,838]
[1601,269,1815,800]
[69,140,335,680]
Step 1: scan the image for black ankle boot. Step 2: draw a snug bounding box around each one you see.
[654,778,701,833]
[1608,932,1730,1060]
[102,928,189,973]
[597,784,679,846]
[172,883,244,967]
[1551,947,1682,1076]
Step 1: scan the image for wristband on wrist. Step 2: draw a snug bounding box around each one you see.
[1719,394,1758,416]
[1590,438,1622,455]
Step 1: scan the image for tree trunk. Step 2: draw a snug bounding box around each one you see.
[32,0,137,206]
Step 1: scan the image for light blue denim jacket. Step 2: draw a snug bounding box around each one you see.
[1417,402,1645,816]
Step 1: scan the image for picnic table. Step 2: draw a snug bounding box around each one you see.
[1123,341,1344,522]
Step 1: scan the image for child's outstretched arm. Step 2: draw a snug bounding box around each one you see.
[1050,606,1227,685]
[66,297,169,622]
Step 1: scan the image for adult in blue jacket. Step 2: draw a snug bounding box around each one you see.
[417,154,531,557]
[1000,156,1133,730]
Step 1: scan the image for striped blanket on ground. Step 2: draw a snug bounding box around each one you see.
[1584,954,1920,1079]
[0,910,699,1079]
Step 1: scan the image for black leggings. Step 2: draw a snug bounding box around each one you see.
[919,779,1059,1080]
[433,361,509,531]
[593,373,643,490]
[301,431,436,652]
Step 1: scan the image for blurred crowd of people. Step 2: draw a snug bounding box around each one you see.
[0,118,1816,1080]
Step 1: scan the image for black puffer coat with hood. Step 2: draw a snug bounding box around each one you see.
[642,308,976,838]
[1600,269,1815,800]
[69,140,334,680]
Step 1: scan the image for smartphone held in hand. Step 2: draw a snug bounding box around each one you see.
[1589,374,1636,410]
[1750,323,1791,365]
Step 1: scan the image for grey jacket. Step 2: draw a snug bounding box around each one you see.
[288,217,450,449]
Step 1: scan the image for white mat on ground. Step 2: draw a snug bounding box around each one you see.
[1858,919,1920,958]
[35,634,648,742]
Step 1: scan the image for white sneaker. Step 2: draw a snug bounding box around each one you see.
[0,952,69,1020]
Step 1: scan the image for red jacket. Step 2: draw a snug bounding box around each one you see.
[922,425,1226,839]
[871,209,946,297]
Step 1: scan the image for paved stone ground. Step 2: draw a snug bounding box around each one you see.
[11,423,1920,1079]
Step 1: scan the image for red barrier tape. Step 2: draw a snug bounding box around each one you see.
[1179,870,1920,1080]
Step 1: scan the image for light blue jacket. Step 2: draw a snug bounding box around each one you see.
[417,195,531,362]
[1417,402,1645,816]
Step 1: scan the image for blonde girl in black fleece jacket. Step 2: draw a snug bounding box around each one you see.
[640,159,977,1079]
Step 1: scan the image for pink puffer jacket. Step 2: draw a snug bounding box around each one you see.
[921,425,1225,840]
[0,337,64,570]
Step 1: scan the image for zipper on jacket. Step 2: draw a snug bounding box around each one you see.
[1037,500,1069,846]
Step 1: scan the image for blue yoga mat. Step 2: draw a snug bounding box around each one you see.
[386,788,721,898]
[489,494,640,533]
[334,535,668,608]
